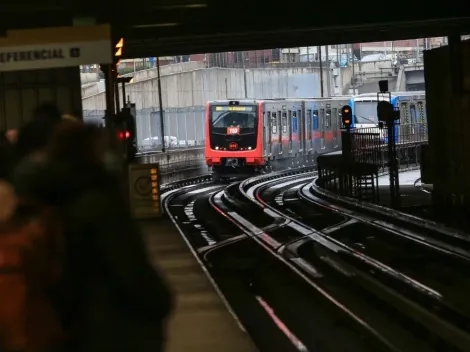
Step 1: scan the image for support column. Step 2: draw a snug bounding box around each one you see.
[102,63,116,126]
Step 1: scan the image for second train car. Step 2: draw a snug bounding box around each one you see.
[205,98,349,180]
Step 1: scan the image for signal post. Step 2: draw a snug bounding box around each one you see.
[340,104,353,162]
[376,80,401,208]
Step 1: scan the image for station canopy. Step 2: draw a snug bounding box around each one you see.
[1,0,470,57]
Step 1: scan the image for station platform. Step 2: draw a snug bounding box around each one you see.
[376,169,431,208]
[140,219,256,352]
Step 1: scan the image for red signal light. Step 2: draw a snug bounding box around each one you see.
[118,130,131,140]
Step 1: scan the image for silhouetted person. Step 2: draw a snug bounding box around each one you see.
[15,102,62,162]
[12,121,173,352]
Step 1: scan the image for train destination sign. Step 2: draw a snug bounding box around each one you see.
[215,106,254,111]
[129,163,162,219]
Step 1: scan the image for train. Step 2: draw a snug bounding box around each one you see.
[205,92,427,180]
[349,91,426,142]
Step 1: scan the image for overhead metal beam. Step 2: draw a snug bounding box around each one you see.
[122,17,470,57]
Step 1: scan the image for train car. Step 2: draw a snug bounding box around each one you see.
[205,97,350,180]
[349,91,426,142]
[205,100,264,180]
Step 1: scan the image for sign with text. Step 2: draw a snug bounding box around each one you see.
[227,126,240,135]
[0,40,112,71]
[128,163,162,219]
[215,106,254,111]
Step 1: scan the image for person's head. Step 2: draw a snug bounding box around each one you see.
[5,129,17,144]
[33,102,62,122]
[46,121,105,167]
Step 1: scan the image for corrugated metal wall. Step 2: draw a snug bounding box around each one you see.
[0,66,82,131]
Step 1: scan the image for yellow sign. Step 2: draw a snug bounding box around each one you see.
[215,106,253,111]
[128,163,162,219]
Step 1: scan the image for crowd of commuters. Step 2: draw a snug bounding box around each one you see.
[0,103,173,352]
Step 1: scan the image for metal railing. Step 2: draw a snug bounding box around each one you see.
[349,122,428,172]
[83,105,207,152]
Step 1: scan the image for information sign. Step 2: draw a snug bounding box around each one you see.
[128,163,162,219]
[0,24,112,72]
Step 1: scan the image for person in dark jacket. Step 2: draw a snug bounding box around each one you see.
[14,102,62,163]
[12,121,173,352]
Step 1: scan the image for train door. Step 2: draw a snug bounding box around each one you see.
[306,109,312,151]
[265,111,272,155]
[325,106,332,150]
[280,110,285,153]
[320,108,326,150]
[409,102,417,142]
[313,109,319,152]
[288,110,293,152]
[399,101,409,144]
[271,111,278,154]
[332,106,339,148]
[297,109,304,152]
[416,100,426,137]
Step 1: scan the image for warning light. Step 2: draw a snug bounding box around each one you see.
[115,38,124,57]
[341,105,352,129]
[118,130,131,140]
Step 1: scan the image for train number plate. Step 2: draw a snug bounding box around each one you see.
[227,126,240,135]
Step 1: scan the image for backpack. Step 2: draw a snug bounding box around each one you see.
[0,199,65,351]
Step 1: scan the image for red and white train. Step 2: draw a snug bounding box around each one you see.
[205,98,349,180]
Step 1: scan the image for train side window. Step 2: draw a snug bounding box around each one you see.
[325,109,331,128]
[292,111,297,133]
[410,104,416,123]
[271,112,277,134]
[313,110,319,130]
[282,112,287,133]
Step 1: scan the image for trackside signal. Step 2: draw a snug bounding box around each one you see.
[341,105,352,129]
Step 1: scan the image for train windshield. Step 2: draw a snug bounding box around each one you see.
[354,101,378,125]
[210,105,257,134]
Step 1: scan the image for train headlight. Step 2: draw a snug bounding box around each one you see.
[248,146,252,150]
[215,146,219,150]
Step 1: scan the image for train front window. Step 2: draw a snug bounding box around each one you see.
[210,105,257,134]
[354,101,378,125]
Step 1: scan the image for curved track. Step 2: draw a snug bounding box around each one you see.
[163,174,397,352]
[162,169,470,352]
[237,171,470,351]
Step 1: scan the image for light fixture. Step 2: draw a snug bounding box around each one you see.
[156,3,207,9]
[133,23,180,29]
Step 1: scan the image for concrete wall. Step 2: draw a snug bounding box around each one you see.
[80,72,100,84]
[82,66,329,111]
[359,60,393,72]
[81,80,105,97]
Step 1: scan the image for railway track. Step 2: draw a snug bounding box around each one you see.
[162,168,470,352]
[239,170,470,351]
[164,172,395,352]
